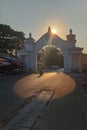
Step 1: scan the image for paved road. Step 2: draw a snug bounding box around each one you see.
[0,72,87,130]
[0,73,29,122]
[31,73,87,130]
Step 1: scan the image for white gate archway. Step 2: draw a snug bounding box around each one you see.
[18,27,83,73]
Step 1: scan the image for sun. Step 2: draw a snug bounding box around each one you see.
[52,29,56,34]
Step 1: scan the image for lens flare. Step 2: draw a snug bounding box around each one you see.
[52,29,56,34]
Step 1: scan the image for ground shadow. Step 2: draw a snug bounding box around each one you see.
[0,72,29,127]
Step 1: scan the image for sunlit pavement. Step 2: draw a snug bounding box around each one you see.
[1,72,87,130]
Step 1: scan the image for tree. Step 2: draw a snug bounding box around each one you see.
[37,46,64,68]
[0,24,25,56]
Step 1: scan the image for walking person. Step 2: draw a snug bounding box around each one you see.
[38,67,43,77]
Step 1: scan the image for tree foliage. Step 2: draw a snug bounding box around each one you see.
[37,46,64,68]
[0,24,25,55]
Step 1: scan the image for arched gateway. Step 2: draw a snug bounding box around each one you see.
[17,27,83,73]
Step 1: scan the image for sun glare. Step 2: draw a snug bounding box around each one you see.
[52,29,56,34]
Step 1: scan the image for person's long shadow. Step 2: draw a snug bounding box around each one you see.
[37,73,43,78]
[37,75,42,78]
[37,75,43,78]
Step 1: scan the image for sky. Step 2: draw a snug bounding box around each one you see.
[0,0,87,53]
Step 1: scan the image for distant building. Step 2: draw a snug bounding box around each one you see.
[81,53,87,71]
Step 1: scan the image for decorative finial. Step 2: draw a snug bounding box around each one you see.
[48,26,51,34]
[70,29,72,34]
[29,33,32,37]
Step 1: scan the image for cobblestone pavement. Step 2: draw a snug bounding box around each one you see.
[0,72,87,130]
